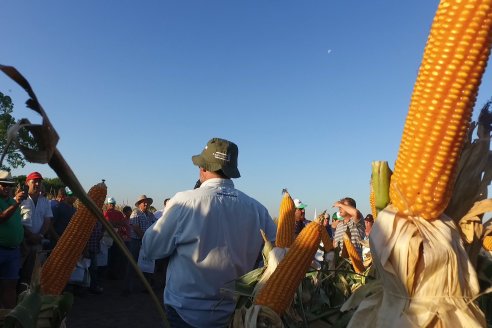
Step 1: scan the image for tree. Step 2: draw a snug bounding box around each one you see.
[0,92,36,171]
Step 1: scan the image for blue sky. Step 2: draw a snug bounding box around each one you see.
[1,1,491,219]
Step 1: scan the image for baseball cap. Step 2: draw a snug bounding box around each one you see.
[106,197,116,204]
[26,171,43,182]
[192,138,240,178]
[293,199,307,209]
[333,212,343,220]
[65,187,74,196]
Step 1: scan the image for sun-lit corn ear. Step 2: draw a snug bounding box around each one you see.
[371,161,392,218]
[343,233,365,274]
[40,182,107,295]
[254,221,322,314]
[369,184,377,219]
[275,189,296,248]
[483,235,492,251]
[390,0,492,220]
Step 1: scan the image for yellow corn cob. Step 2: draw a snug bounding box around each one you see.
[343,233,365,274]
[255,221,322,314]
[320,225,334,253]
[369,185,377,219]
[483,235,492,251]
[275,189,296,248]
[41,182,107,295]
[390,0,492,220]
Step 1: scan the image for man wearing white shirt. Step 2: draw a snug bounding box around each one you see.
[19,172,53,289]
[143,138,276,328]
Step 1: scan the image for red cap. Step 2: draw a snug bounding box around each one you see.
[26,171,43,182]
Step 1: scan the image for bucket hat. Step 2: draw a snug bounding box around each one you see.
[135,195,153,207]
[192,138,240,178]
[0,171,16,185]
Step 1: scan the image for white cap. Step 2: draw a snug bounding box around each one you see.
[106,197,116,204]
[293,199,307,209]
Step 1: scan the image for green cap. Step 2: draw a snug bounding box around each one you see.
[192,138,240,178]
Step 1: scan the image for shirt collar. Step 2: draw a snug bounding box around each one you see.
[200,178,234,188]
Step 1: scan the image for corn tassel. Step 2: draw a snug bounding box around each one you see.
[343,232,365,274]
[275,189,296,248]
[389,0,492,220]
[40,182,107,295]
[483,235,492,251]
[254,221,323,314]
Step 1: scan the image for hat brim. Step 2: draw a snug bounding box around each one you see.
[191,155,240,178]
[135,198,153,207]
[0,180,16,185]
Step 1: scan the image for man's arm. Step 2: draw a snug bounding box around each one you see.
[334,201,363,223]
[0,195,23,224]
[142,204,182,260]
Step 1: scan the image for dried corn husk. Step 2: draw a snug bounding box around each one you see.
[342,205,485,327]
[252,247,288,297]
[230,305,283,328]
[446,101,492,222]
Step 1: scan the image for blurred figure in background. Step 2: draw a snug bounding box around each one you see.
[294,198,309,235]
[49,187,76,249]
[362,214,374,263]
[19,172,53,292]
[364,214,374,238]
[332,197,365,256]
[86,218,104,295]
[123,195,155,295]
[104,197,127,280]
[322,212,333,239]
[0,171,26,308]
[153,198,170,220]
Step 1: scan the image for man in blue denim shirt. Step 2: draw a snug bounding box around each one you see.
[143,138,276,327]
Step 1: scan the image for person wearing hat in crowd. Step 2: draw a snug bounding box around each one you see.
[19,171,53,291]
[143,137,277,328]
[104,197,128,280]
[330,211,343,231]
[123,195,156,295]
[293,198,309,235]
[153,198,171,221]
[322,212,334,239]
[361,213,374,263]
[332,197,365,256]
[0,171,27,308]
[48,187,76,249]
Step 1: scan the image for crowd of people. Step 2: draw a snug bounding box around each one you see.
[0,137,376,327]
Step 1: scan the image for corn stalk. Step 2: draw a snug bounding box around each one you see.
[0,64,169,327]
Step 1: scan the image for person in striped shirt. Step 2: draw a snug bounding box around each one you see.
[332,197,365,256]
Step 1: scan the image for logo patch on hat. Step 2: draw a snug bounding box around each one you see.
[213,151,230,162]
